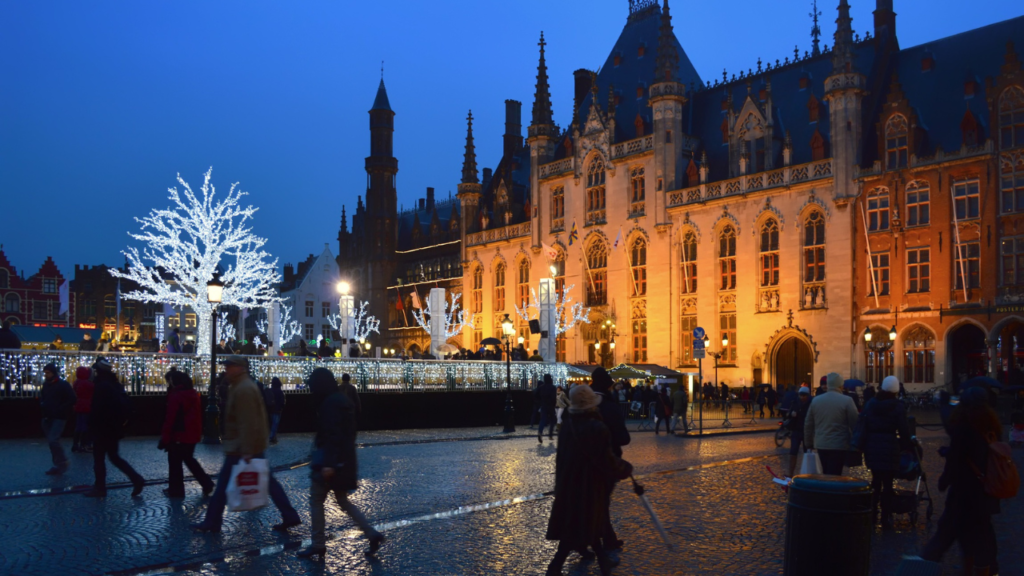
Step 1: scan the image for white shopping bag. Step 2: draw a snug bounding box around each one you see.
[226,458,270,512]
[799,450,823,475]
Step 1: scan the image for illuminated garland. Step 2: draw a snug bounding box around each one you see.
[513,284,590,336]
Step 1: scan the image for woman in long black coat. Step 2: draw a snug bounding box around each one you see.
[856,376,913,528]
[546,385,632,576]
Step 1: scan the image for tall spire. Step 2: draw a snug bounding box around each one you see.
[655,0,679,83]
[832,0,855,72]
[461,111,479,184]
[810,0,822,56]
[531,32,554,127]
[340,205,348,233]
[371,78,392,112]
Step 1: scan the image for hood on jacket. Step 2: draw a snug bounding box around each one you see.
[271,377,283,390]
[306,367,339,406]
[591,367,613,394]
[75,367,92,382]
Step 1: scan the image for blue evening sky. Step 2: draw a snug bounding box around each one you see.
[1,0,1019,276]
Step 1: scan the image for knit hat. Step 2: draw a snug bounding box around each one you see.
[569,384,602,412]
[92,357,113,372]
[799,386,810,395]
[43,363,59,377]
[881,375,900,394]
[826,372,844,391]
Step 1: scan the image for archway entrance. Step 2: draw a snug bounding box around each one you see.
[947,324,987,382]
[773,337,814,391]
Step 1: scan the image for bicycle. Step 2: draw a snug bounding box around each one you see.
[775,418,792,447]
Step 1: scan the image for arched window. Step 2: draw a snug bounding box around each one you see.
[999,86,1024,149]
[804,211,825,282]
[586,158,607,225]
[718,225,737,290]
[517,259,530,309]
[867,187,890,231]
[630,236,647,296]
[885,114,909,170]
[906,180,930,226]
[471,267,483,314]
[630,166,645,216]
[552,252,566,297]
[551,186,565,231]
[4,293,19,313]
[586,240,608,306]
[493,262,506,312]
[865,327,895,385]
[759,219,780,287]
[903,326,936,384]
[680,232,697,294]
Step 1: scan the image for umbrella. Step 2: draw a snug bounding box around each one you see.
[961,375,1002,390]
[629,475,673,550]
[435,343,459,354]
[479,337,502,347]
[844,379,866,390]
[608,364,650,379]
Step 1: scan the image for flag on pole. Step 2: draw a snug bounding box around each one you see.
[613,227,623,250]
[410,290,422,309]
[395,290,405,310]
[58,280,69,316]
[568,220,579,246]
[116,280,122,317]
[541,242,559,261]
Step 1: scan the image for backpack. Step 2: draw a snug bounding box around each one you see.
[972,435,1020,499]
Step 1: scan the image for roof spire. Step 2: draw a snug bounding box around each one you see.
[371,77,392,111]
[655,0,679,83]
[810,0,822,56]
[832,0,855,72]
[531,32,554,127]
[340,205,348,233]
[461,110,479,184]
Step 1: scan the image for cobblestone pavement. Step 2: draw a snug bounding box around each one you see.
[1,427,1020,576]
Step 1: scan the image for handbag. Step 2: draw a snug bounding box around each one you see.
[226,458,270,512]
[799,450,823,475]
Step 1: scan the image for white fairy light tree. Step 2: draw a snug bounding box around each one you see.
[514,284,590,337]
[255,303,302,347]
[111,168,282,356]
[217,311,236,343]
[327,300,380,343]
[412,292,474,340]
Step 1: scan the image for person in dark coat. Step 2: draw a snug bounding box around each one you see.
[862,384,877,404]
[917,385,1004,574]
[0,320,21,349]
[765,385,779,418]
[266,377,286,444]
[537,374,558,442]
[78,332,97,352]
[167,328,182,353]
[592,368,631,551]
[755,387,767,418]
[159,370,215,498]
[786,387,813,477]
[298,368,383,560]
[815,375,828,396]
[545,385,632,576]
[84,358,145,497]
[654,384,672,434]
[72,366,94,453]
[855,376,914,528]
[40,363,76,474]
[671,385,690,433]
[339,373,362,424]
[298,339,315,357]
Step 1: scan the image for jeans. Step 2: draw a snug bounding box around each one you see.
[310,478,380,547]
[74,413,90,433]
[41,418,67,467]
[200,453,299,529]
[538,407,556,438]
[93,435,144,489]
[166,443,214,496]
[671,409,689,432]
[268,413,281,441]
[817,449,846,475]
[870,469,896,521]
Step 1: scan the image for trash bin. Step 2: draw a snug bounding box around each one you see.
[784,474,872,576]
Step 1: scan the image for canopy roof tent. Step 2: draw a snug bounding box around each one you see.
[628,364,685,384]
[608,364,651,380]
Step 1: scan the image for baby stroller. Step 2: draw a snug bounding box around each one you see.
[887,443,934,524]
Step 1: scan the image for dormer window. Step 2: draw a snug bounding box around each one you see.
[885,114,909,170]
[638,44,646,58]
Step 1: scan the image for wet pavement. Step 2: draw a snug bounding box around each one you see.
[1,426,1021,576]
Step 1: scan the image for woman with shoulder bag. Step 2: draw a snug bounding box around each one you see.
[160,370,215,498]
[855,376,914,529]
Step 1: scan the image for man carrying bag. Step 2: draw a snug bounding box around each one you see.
[298,368,384,560]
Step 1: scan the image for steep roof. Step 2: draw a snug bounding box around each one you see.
[371,79,392,112]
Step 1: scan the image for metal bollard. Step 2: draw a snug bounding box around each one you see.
[784,475,872,576]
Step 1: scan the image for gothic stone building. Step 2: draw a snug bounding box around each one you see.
[340,0,1024,390]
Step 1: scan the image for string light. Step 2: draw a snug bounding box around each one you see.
[256,303,302,347]
[327,300,380,342]
[514,284,590,337]
[412,292,474,340]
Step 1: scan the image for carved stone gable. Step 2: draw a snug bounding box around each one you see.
[735,97,766,140]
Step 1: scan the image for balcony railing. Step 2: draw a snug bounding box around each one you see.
[611,135,655,159]
[539,157,574,179]
[667,159,834,207]
[466,220,531,247]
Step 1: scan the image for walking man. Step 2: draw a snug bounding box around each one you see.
[804,372,859,475]
[671,385,690,433]
[537,374,557,442]
[191,356,301,533]
[84,358,145,497]
[40,363,76,475]
[298,368,384,560]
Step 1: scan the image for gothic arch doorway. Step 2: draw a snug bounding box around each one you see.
[947,323,988,382]
[773,337,814,391]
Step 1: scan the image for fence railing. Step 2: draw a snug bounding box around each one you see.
[0,350,569,398]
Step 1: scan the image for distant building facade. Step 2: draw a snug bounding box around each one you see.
[0,248,66,328]
[338,1,1024,390]
[277,244,342,350]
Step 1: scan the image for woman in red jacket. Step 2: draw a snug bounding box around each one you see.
[160,370,215,498]
[72,367,94,453]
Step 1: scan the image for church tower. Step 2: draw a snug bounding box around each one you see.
[528,32,558,249]
[648,0,686,226]
[457,110,482,263]
[363,78,399,329]
[824,0,866,203]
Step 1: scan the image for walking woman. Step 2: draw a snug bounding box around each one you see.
[545,385,632,576]
[756,387,767,419]
[160,370,215,498]
[856,376,914,528]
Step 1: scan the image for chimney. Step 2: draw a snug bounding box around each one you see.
[426,187,435,211]
[284,264,294,284]
[573,69,594,122]
[418,198,426,211]
[503,99,522,158]
[482,167,493,190]
[873,0,897,51]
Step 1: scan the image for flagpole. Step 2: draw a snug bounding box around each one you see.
[858,200,881,309]
[623,233,641,298]
[116,279,122,344]
[950,182,969,303]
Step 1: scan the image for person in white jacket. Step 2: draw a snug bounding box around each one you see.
[804,372,859,475]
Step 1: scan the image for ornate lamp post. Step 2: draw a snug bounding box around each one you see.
[202,278,224,445]
[863,326,897,383]
[501,313,516,433]
[337,281,352,358]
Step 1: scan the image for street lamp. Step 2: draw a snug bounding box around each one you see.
[203,277,224,445]
[501,313,516,433]
[889,325,897,342]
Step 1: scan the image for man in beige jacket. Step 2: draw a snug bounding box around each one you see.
[191,356,301,533]
[804,372,859,475]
